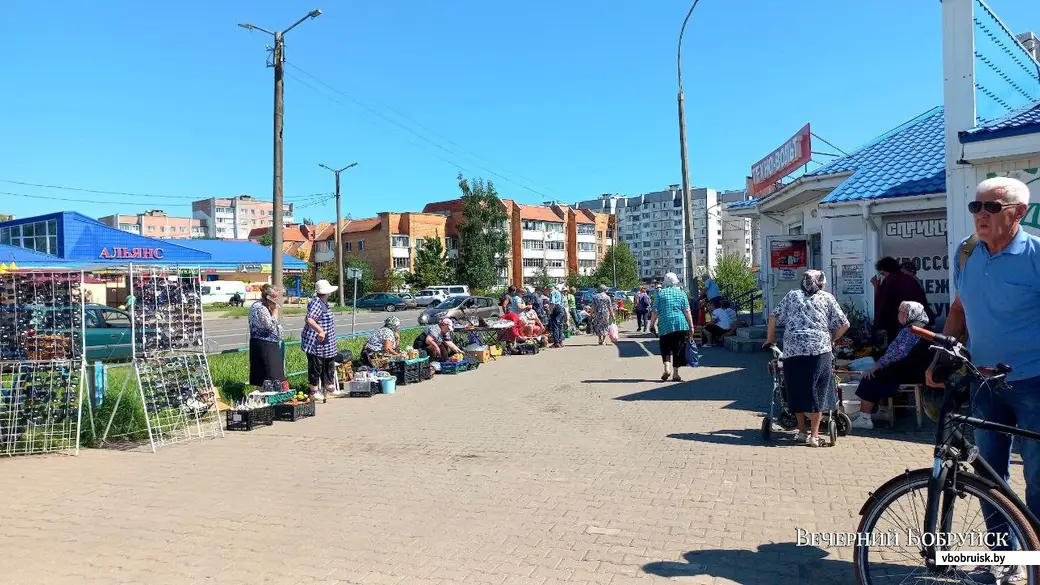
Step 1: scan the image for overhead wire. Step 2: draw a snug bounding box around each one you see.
[0,178,331,206]
[284,61,561,201]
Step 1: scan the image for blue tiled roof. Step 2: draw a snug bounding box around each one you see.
[163,239,308,269]
[811,106,946,203]
[961,99,1040,143]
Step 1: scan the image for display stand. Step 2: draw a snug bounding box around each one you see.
[0,270,86,456]
[100,265,223,452]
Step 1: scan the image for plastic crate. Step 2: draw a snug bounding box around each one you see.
[348,379,374,397]
[225,406,274,431]
[439,360,470,375]
[272,400,316,421]
[263,391,295,405]
[388,356,429,386]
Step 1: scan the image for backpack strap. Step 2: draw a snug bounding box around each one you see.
[958,234,979,274]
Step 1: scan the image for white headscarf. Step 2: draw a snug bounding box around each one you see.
[663,272,680,288]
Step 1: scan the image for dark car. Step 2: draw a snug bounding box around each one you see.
[1,304,137,362]
[353,293,409,312]
[417,295,500,325]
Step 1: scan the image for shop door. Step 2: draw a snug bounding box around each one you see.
[766,235,811,310]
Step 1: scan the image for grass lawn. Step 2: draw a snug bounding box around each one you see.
[205,304,361,318]
[85,327,424,445]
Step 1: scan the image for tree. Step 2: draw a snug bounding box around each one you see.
[710,253,757,297]
[566,271,596,291]
[318,255,373,297]
[381,270,406,293]
[530,264,554,292]
[455,174,510,291]
[411,233,451,289]
[257,232,273,247]
[592,242,639,290]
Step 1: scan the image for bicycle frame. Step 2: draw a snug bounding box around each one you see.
[920,351,1040,567]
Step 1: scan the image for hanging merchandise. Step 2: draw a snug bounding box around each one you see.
[0,271,86,456]
[101,265,223,452]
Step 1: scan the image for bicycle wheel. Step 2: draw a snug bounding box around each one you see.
[855,468,1040,584]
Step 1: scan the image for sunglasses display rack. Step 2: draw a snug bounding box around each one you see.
[0,271,86,456]
[113,265,223,452]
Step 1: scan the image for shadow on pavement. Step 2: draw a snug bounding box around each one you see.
[614,339,652,358]
[643,543,885,584]
[667,428,784,447]
[613,370,765,413]
[582,378,656,384]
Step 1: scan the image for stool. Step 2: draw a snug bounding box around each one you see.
[886,384,923,429]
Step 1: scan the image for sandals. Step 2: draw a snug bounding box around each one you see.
[660,373,670,382]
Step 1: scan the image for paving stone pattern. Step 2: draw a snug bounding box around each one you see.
[0,328,1027,584]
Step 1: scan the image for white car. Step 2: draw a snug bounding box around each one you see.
[413,289,448,307]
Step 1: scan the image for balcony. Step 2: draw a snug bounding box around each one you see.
[576,233,596,243]
[391,247,410,259]
[521,229,546,240]
[544,249,565,261]
[577,251,596,260]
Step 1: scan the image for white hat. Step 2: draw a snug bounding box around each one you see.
[315,279,338,295]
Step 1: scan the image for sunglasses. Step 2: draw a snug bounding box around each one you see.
[968,201,1018,214]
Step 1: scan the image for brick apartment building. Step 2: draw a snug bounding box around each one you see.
[339,212,451,287]
[192,195,295,239]
[98,209,205,239]
[247,222,330,263]
[423,198,513,285]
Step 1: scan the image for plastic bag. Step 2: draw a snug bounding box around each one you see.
[848,356,876,371]
[685,339,701,368]
[607,323,619,343]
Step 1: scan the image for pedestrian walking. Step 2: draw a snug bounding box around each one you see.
[590,285,615,345]
[648,273,695,382]
[634,287,651,332]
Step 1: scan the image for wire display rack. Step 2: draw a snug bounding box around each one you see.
[0,270,86,456]
[101,265,223,452]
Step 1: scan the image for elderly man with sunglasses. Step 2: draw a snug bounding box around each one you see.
[926,176,1040,580]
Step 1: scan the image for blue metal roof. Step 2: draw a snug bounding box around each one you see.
[961,99,1040,143]
[725,199,759,210]
[0,243,65,265]
[809,106,946,204]
[162,238,308,269]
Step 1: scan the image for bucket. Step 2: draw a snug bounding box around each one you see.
[379,374,396,394]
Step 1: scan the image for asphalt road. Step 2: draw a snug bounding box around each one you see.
[203,308,426,352]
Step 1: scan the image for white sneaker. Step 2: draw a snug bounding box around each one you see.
[312,392,325,402]
[851,413,874,430]
[796,432,807,443]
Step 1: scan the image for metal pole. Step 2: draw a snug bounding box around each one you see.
[612,244,617,288]
[678,0,700,298]
[351,277,358,334]
[271,30,285,292]
[334,171,343,306]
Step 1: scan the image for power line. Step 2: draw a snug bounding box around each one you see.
[284,61,560,200]
[0,178,331,205]
[0,190,197,207]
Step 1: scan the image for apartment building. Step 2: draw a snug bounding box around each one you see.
[512,204,568,286]
[339,212,450,286]
[192,195,294,240]
[574,194,626,216]
[423,198,512,286]
[98,209,205,239]
[717,189,759,267]
[614,185,722,282]
[556,206,615,277]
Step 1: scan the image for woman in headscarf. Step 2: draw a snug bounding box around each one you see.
[361,316,403,367]
[590,284,615,345]
[762,270,850,447]
[850,301,935,430]
[648,272,695,381]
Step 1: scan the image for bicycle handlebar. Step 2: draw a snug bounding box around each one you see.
[909,325,960,350]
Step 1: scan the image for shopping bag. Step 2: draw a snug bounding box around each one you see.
[684,338,701,368]
[607,323,619,343]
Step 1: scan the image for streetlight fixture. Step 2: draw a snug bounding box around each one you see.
[238,9,323,293]
[319,162,358,307]
[677,0,700,297]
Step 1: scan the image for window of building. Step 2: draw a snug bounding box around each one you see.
[522,239,545,250]
[547,241,564,250]
[546,259,564,268]
[579,260,596,268]
[578,242,595,252]
[359,241,365,251]
[446,237,459,250]
[414,238,424,250]
[147,226,155,232]
[521,220,543,231]
[392,257,409,269]
[577,224,595,235]
[344,242,352,251]
[0,219,59,255]
[522,258,544,268]
[391,235,409,247]
[180,227,187,233]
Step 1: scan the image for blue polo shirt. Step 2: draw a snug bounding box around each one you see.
[704,278,721,300]
[954,228,1040,381]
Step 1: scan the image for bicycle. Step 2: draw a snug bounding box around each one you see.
[854,326,1040,584]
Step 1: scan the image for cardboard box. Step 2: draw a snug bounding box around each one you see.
[465,349,491,363]
[488,345,503,357]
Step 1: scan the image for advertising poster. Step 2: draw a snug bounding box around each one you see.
[840,264,864,295]
[881,213,949,319]
[770,240,807,269]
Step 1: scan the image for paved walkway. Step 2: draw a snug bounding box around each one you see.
[0,327,1014,584]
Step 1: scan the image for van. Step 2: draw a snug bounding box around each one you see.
[427,285,470,299]
[200,280,247,305]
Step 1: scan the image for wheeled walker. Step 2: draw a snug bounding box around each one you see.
[761,344,851,445]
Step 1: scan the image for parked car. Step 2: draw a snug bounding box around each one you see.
[413,289,448,307]
[84,304,134,361]
[426,285,471,299]
[353,293,409,312]
[397,293,418,309]
[417,295,501,325]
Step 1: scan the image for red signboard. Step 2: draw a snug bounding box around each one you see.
[750,124,812,197]
[769,240,807,269]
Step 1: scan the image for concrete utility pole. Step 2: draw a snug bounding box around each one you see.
[238,9,323,292]
[677,1,699,297]
[319,162,358,307]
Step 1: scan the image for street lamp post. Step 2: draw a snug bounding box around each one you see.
[319,162,358,307]
[677,1,700,297]
[239,9,323,292]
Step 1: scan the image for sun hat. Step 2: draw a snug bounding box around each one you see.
[315,279,338,295]
[438,317,454,328]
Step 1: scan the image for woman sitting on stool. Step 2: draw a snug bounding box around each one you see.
[851,301,935,430]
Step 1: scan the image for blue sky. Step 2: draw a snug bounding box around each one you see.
[2,0,1039,223]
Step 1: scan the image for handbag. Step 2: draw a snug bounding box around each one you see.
[607,323,619,343]
[684,338,701,368]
